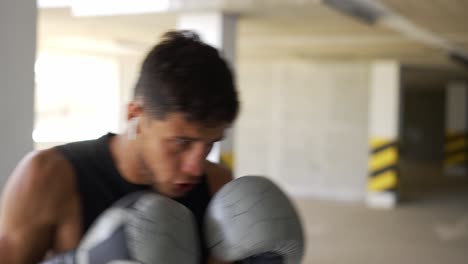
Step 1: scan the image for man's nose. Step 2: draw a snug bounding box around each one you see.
[181,148,207,176]
[181,162,204,177]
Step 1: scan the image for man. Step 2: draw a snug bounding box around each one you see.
[0,30,239,263]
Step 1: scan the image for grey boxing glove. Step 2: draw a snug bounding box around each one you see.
[204,176,305,264]
[41,192,200,264]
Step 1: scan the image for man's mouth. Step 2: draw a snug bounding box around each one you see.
[174,183,197,192]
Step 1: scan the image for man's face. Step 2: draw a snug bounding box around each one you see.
[136,112,227,198]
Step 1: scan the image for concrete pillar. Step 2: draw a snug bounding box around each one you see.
[0,1,37,189]
[366,61,401,209]
[177,12,237,171]
[444,82,468,177]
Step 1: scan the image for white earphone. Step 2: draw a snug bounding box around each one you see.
[128,117,139,140]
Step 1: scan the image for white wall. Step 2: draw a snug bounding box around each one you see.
[118,55,144,131]
[236,60,371,201]
[0,1,37,189]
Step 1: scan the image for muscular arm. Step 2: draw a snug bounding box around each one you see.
[0,150,74,264]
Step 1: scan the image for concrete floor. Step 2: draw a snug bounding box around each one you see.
[294,160,468,264]
[294,191,468,264]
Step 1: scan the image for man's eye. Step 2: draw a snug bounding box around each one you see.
[175,139,191,148]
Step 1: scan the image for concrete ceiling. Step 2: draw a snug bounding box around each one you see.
[38,0,468,74]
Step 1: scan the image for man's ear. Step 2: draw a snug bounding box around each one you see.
[127,100,143,120]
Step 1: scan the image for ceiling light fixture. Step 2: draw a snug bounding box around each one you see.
[37,0,71,8]
[70,0,174,17]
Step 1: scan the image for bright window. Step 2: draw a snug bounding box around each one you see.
[34,52,120,148]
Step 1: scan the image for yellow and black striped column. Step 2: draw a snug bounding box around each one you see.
[368,138,399,194]
[367,61,401,208]
[444,82,468,177]
[444,131,468,176]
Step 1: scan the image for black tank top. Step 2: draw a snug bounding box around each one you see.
[56,133,212,263]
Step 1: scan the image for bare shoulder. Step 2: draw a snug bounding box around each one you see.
[0,148,76,263]
[3,148,75,198]
[1,148,75,227]
[204,161,233,195]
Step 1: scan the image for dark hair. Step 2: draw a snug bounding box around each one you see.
[134,30,239,125]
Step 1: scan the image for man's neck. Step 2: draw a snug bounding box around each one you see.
[109,133,148,185]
